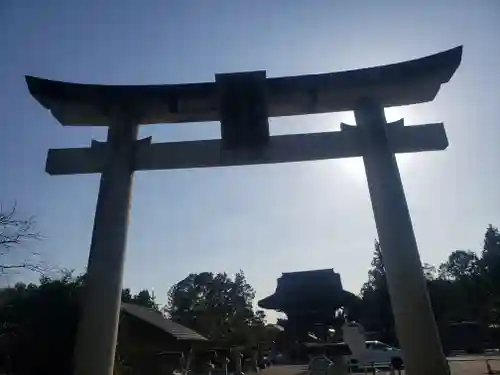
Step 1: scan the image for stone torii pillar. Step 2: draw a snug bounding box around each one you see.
[25,46,462,375]
[353,102,450,375]
[71,107,140,375]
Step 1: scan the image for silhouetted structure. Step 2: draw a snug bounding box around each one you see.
[259,269,350,359]
[26,46,462,375]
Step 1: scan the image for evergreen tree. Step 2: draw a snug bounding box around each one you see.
[166,270,267,346]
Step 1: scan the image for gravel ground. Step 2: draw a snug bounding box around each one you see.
[446,357,500,375]
[257,358,500,375]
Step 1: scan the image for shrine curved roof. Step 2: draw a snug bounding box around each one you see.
[26,46,462,126]
[258,269,346,311]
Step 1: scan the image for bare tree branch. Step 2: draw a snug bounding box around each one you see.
[0,263,47,273]
[0,203,45,275]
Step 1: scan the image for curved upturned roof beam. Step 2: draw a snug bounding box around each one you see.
[26,46,462,126]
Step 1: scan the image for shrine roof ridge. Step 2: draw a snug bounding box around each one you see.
[26,46,462,126]
[281,269,338,276]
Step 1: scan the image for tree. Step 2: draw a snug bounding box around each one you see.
[479,225,500,323]
[0,272,158,375]
[359,241,437,344]
[481,225,500,283]
[0,272,83,375]
[0,204,44,274]
[122,288,158,310]
[428,227,500,328]
[359,241,396,344]
[165,271,267,347]
[359,226,500,347]
[422,263,437,280]
[438,250,480,280]
[361,241,386,294]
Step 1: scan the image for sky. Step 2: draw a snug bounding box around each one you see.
[1,1,499,322]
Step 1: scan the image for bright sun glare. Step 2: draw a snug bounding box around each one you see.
[338,107,414,181]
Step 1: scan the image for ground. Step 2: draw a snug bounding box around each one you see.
[258,355,500,374]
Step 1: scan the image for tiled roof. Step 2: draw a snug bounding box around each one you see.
[121,303,207,341]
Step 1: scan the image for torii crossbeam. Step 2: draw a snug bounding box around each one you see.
[26,46,462,375]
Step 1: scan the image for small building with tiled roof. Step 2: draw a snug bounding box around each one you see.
[117,303,209,375]
[121,303,207,342]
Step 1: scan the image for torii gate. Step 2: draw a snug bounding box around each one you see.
[26,46,462,375]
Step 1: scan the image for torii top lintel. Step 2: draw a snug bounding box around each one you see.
[25,46,462,127]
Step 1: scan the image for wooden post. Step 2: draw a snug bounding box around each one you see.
[355,100,450,375]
